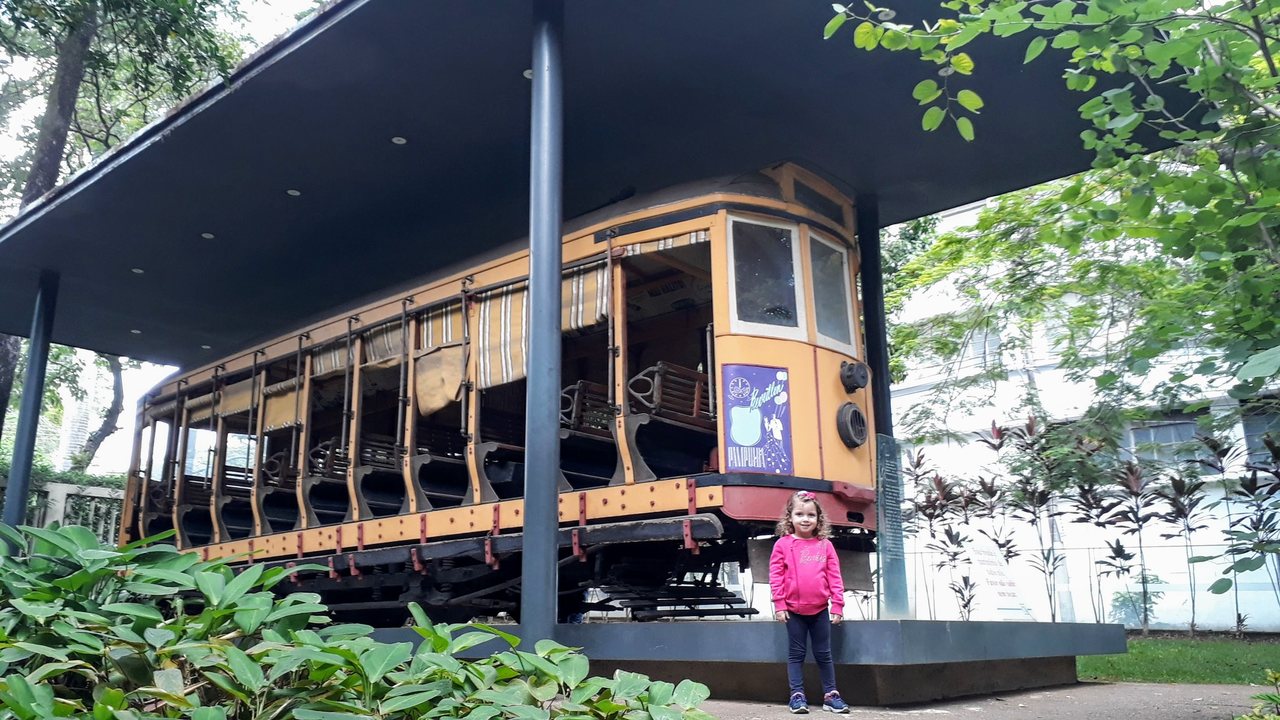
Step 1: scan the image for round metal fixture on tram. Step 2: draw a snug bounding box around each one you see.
[836,402,868,448]
[839,360,871,393]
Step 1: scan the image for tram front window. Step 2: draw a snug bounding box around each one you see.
[810,234,854,349]
[731,219,801,331]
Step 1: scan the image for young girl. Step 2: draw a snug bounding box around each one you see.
[769,490,849,714]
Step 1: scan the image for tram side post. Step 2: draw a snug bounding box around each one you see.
[522,0,565,642]
[855,196,909,618]
[2,270,60,538]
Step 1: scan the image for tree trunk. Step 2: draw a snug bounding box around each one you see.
[68,355,123,473]
[0,336,20,444]
[0,3,99,449]
[20,3,99,207]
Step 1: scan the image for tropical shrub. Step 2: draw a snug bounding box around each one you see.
[0,524,714,720]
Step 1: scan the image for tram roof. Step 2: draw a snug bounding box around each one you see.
[0,0,1104,369]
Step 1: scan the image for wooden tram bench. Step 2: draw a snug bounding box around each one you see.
[174,475,216,546]
[215,464,255,540]
[558,379,620,488]
[622,361,717,481]
[560,380,614,441]
[409,422,470,509]
[255,450,300,533]
[300,437,353,526]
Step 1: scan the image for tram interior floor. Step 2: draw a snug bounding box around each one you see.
[372,620,1126,706]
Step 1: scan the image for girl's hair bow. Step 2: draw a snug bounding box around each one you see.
[795,491,816,501]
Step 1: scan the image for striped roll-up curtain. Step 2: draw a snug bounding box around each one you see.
[217,378,256,417]
[262,378,302,431]
[562,261,609,331]
[311,342,352,380]
[621,230,710,256]
[146,399,179,421]
[364,321,408,368]
[476,282,529,390]
[421,300,464,351]
[475,263,610,390]
[187,392,216,424]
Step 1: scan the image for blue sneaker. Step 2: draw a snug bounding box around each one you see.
[789,693,809,714]
[823,692,849,714]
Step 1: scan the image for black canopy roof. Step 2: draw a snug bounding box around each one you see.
[0,0,1094,369]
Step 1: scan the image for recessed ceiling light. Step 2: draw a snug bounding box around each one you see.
[131,267,144,274]
[286,189,302,197]
[201,344,211,350]
[523,69,533,79]
[130,329,142,335]
[200,232,215,240]
[391,136,408,145]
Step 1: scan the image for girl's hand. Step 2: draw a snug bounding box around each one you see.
[832,614,843,624]
[775,611,789,622]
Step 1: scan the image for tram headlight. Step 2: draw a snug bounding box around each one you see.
[836,402,869,448]
[839,360,870,393]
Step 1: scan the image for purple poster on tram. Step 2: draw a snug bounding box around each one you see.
[722,364,792,475]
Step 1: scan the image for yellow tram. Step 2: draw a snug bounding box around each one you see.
[120,162,878,622]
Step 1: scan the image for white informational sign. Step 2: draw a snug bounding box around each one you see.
[967,537,1037,621]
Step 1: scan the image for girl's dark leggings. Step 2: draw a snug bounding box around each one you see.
[785,609,836,696]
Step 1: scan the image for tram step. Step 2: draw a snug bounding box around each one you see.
[630,607,759,621]
[616,596,746,608]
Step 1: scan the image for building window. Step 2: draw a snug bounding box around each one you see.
[1243,411,1280,464]
[957,329,1001,370]
[1129,417,1201,466]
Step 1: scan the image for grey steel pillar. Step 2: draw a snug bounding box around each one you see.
[3,270,60,529]
[521,0,564,642]
[855,196,908,618]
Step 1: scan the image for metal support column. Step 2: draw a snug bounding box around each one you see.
[521,0,565,642]
[3,270,60,530]
[855,196,909,618]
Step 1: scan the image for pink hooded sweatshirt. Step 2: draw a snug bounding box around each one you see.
[769,534,845,616]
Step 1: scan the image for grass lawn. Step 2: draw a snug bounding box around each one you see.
[1078,637,1279,684]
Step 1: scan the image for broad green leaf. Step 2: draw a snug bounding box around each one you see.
[360,642,412,684]
[470,622,520,648]
[912,79,941,104]
[380,691,445,714]
[222,645,265,692]
[613,670,651,700]
[1237,345,1280,380]
[1024,35,1047,63]
[222,564,264,606]
[648,681,676,706]
[505,706,550,720]
[9,598,58,621]
[1207,578,1233,594]
[558,654,589,689]
[450,630,501,655]
[144,627,176,648]
[13,642,68,662]
[292,711,373,720]
[1232,556,1266,573]
[955,116,975,141]
[194,571,226,606]
[949,52,974,74]
[853,21,877,50]
[463,707,501,720]
[25,661,90,684]
[100,602,163,624]
[515,650,561,679]
[191,707,227,720]
[529,677,559,702]
[154,668,185,695]
[922,106,946,131]
[956,89,983,112]
[672,679,711,709]
[823,12,848,39]
[650,707,682,720]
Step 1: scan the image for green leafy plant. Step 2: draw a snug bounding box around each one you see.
[0,524,716,720]
[1237,668,1280,720]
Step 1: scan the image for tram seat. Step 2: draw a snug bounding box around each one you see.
[627,362,714,432]
[301,437,353,526]
[622,362,717,481]
[175,476,215,547]
[560,380,615,441]
[256,450,300,535]
[220,465,254,497]
[410,423,469,507]
[353,433,407,518]
[261,451,296,488]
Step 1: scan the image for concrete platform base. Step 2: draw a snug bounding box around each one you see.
[373,620,1123,706]
[590,655,1078,705]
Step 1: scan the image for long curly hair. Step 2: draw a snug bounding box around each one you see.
[775,491,831,538]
